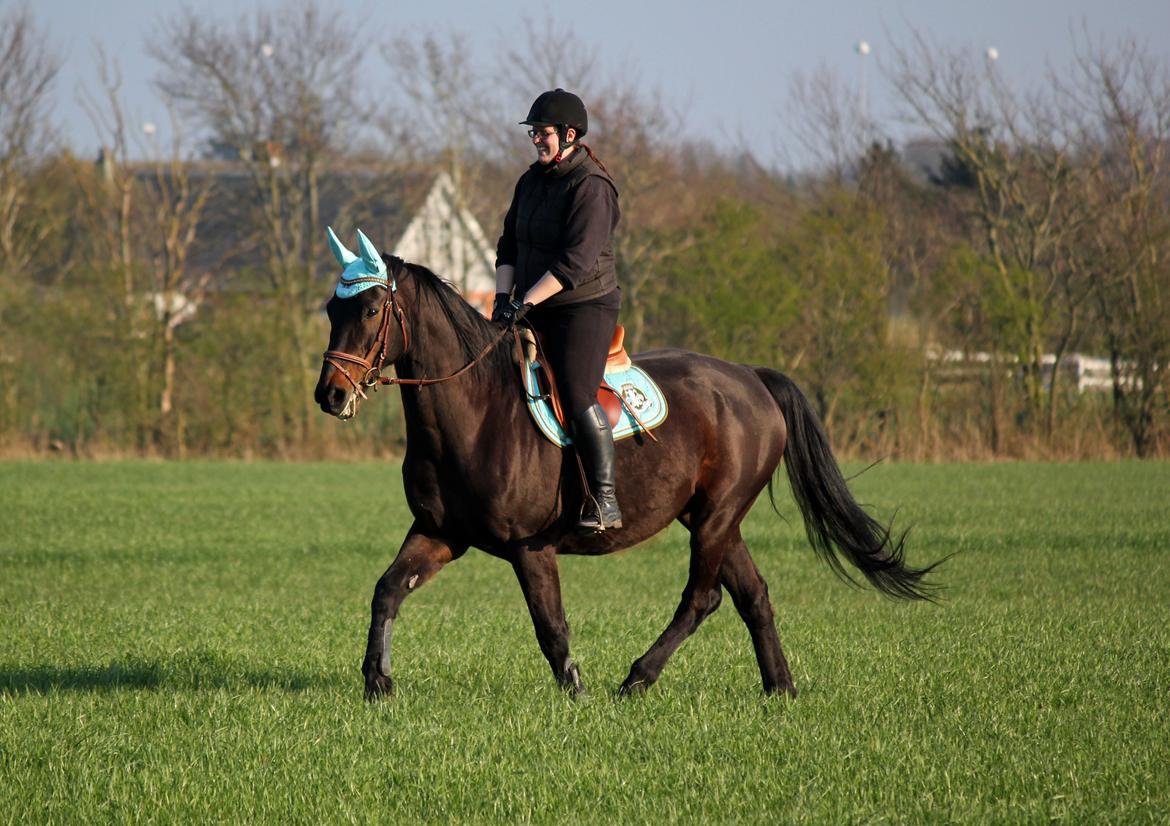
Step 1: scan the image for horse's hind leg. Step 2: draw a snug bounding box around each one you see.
[512,545,584,696]
[721,537,796,696]
[618,527,725,696]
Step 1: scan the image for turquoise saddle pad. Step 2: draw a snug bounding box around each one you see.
[522,361,669,447]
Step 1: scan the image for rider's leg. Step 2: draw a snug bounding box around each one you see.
[571,403,623,531]
[527,292,622,531]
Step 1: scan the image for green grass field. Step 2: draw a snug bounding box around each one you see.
[1,460,1167,824]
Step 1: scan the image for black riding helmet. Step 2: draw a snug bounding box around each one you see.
[520,88,588,139]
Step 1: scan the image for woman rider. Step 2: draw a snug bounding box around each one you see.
[493,88,622,533]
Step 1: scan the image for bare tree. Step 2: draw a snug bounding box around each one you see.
[785,65,873,181]
[141,111,215,454]
[76,50,214,453]
[150,0,363,441]
[0,5,60,270]
[381,29,500,162]
[887,29,1097,441]
[378,27,509,290]
[152,2,360,295]
[1061,35,1170,456]
[588,74,693,352]
[496,16,599,102]
[79,49,139,311]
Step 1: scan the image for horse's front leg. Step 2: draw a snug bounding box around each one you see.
[363,524,466,700]
[512,545,583,696]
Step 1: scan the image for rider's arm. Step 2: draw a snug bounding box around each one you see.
[545,175,619,291]
[494,178,522,280]
[521,272,564,306]
[495,265,515,296]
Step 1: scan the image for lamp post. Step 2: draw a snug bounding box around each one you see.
[142,121,158,161]
[855,40,871,138]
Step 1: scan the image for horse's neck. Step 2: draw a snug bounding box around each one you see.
[393,307,489,388]
[394,313,522,455]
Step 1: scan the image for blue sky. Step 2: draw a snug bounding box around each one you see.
[32,0,1170,169]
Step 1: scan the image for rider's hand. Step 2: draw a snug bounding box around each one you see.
[497,298,532,328]
[490,293,511,324]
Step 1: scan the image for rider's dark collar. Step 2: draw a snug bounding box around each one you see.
[533,146,588,178]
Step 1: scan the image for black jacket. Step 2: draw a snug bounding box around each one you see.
[495,148,620,307]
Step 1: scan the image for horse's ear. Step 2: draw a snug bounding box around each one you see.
[327,226,358,265]
[356,229,387,274]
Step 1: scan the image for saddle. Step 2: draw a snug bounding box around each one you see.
[519,325,668,447]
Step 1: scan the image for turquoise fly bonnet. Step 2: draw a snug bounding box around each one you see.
[328,227,393,298]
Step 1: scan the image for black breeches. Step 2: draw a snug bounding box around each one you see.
[528,291,620,420]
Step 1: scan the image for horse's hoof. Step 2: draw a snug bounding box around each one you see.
[558,660,586,699]
[616,679,648,698]
[364,672,394,701]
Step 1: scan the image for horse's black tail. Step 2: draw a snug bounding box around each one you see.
[754,367,942,602]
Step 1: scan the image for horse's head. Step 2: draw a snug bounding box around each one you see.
[314,228,408,419]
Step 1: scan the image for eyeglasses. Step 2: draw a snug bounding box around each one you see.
[527,127,557,140]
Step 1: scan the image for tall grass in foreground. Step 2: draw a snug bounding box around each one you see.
[0,461,1167,823]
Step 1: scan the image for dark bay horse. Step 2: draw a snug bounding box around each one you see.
[314,246,939,700]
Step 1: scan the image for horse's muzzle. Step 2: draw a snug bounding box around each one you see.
[315,378,356,419]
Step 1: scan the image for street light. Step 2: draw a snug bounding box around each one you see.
[855,40,871,134]
[141,122,159,161]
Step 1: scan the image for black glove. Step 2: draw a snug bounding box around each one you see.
[490,293,511,324]
[497,298,532,328]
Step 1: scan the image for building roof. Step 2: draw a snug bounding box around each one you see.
[391,171,496,312]
[129,161,495,308]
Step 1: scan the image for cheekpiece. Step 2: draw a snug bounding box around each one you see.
[328,227,389,298]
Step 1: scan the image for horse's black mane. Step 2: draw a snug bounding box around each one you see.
[396,258,515,388]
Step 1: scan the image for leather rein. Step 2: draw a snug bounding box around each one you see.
[321,276,514,397]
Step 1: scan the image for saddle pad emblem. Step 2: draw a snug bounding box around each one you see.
[524,362,669,447]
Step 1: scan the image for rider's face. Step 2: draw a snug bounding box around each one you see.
[531,125,576,164]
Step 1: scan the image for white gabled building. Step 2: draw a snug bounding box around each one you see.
[391,171,497,315]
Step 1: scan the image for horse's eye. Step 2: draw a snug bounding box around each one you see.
[365,306,379,319]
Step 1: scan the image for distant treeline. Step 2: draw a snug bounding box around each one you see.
[1,6,1167,459]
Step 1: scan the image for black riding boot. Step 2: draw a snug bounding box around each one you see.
[571,403,623,532]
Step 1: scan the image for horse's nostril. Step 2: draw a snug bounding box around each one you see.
[322,385,349,414]
[315,380,345,413]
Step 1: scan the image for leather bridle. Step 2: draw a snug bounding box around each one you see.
[321,276,409,399]
[321,274,516,398]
